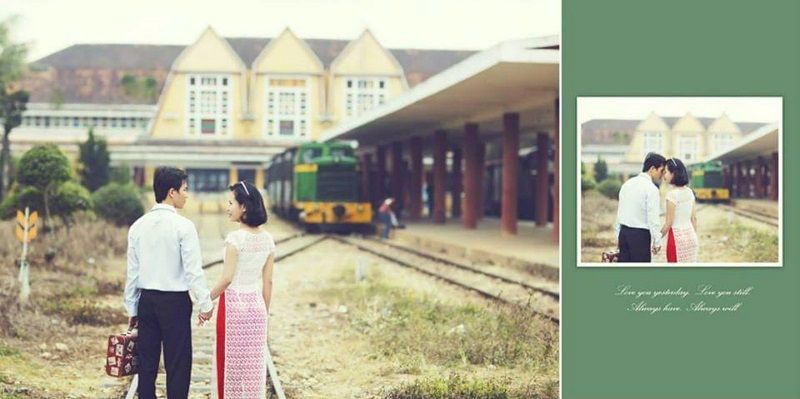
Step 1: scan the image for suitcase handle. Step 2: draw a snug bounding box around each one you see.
[127,317,139,337]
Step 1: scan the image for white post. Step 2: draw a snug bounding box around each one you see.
[18,206,31,303]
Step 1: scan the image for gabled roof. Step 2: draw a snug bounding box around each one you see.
[19,38,476,105]
[582,117,769,145]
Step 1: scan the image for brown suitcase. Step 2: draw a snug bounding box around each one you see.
[105,319,138,377]
[602,249,620,263]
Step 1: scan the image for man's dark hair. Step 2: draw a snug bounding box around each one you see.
[666,158,690,187]
[229,180,268,227]
[153,167,188,203]
[642,152,667,173]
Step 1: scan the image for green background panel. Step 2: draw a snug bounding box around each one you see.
[562,1,798,398]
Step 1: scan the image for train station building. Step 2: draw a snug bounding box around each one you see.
[13,28,560,270]
[320,36,560,268]
[12,26,474,197]
[707,123,780,202]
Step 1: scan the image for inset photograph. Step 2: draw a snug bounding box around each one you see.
[577,97,782,266]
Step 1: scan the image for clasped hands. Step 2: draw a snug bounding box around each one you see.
[197,303,215,326]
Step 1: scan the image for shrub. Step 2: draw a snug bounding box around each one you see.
[91,183,144,226]
[0,185,42,218]
[0,182,90,220]
[51,181,92,218]
[597,178,622,199]
[110,163,133,185]
[581,175,597,192]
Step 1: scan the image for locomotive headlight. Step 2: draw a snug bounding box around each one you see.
[356,205,364,212]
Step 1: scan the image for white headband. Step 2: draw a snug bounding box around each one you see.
[240,181,250,196]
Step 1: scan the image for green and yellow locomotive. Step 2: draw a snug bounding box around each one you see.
[690,161,730,203]
[265,142,372,232]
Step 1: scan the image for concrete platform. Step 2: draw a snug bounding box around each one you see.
[392,217,560,282]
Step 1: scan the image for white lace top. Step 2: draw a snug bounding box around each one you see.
[222,229,276,293]
[666,186,695,228]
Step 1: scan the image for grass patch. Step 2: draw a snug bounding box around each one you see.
[718,221,779,263]
[0,343,20,357]
[320,270,558,374]
[41,280,127,326]
[581,236,616,248]
[382,373,558,399]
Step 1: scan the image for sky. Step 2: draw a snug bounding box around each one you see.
[577,97,783,125]
[0,0,560,61]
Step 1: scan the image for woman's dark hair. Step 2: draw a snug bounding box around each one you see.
[666,158,690,186]
[642,152,667,172]
[154,167,188,203]
[229,180,268,227]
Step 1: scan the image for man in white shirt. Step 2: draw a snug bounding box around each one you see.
[124,167,214,399]
[614,153,667,262]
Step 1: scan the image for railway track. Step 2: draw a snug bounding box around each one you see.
[121,232,322,399]
[120,226,561,398]
[328,235,560,325]
[717,204,779,227]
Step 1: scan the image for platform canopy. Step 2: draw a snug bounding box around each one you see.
[319,36,559,147]
[706,123,779,163]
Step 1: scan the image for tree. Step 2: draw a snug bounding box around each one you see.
[0,17,28,86]
[0,88,28,199]
[121,73,158,101]
[78,128,110,191]
[594,157,609,183]
[17,145,72,229]
[0,17,29,200]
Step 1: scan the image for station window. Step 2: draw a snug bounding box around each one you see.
[264,77,310,138]
[642,132,663,157]
[186,169,229,192]
[678,136,699,162]
[344,77,388,118]
[713,133,734,153]
[201,119,216,134]
[186,74,232,136]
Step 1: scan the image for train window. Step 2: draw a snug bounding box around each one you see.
[329,147,353,158]
[300,148,322,163]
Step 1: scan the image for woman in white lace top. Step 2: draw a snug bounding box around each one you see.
[660,158,698,263]
[206,180,276,399]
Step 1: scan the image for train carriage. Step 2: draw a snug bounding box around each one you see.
[265,142,372,232]
[690,161,730,203]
